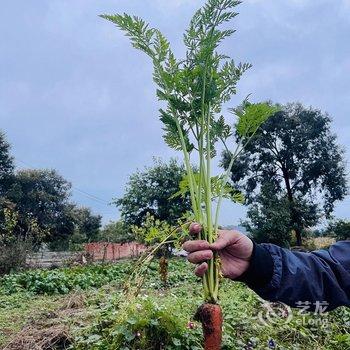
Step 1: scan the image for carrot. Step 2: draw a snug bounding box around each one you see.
[103,2,278,349]
[195,303,223,350]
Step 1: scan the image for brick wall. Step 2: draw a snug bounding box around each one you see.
[84,242,147,261]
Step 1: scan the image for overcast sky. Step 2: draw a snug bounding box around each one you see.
[1,0,350,225]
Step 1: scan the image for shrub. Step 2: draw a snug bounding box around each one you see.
[0,237,32,276]
[0,207,36,275]
[327,219,350,241]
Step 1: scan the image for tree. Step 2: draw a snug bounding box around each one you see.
[0,131,15,234]
[98,220,134,243]
[6,169,72,243]
[51,205,102,250]
[223,103,348,246]
[115,159,192,226]
[69,206,102,242]
[0,135,48,268]
[0,131,14,196]
[327,219,350,241]
[242,182,318,247]
[5,170,102,248]
[0,131,102,251]
[0,206,44,275]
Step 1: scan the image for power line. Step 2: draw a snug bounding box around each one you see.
[73,187,111,205]
[15,159,112,206]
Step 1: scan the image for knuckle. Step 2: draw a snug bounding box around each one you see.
[187,254,196,263]
[182,241,192,251]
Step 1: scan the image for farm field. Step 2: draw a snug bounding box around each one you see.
[1,0,350,349]
[1,259,349,350]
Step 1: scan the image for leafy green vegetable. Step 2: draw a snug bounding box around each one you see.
[101,0,278,303]
[234,102,280,137]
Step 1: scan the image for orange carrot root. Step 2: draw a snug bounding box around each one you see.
[195,303,223,350]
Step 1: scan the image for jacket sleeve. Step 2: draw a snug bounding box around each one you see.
[240,241,350,311]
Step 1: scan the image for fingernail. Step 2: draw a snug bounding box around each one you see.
[189,223,201,235]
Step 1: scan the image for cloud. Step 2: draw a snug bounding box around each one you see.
[1,0,349,224]
[41,78,113,119]
[245,0,313,5]
[153,0,202,10]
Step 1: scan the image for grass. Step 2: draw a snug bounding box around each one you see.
[0,259,349,349]
[0,293,65,346]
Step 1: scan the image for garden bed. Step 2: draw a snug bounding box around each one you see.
[1,259,349,349]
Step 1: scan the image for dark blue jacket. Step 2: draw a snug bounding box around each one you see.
[241,241,350,311]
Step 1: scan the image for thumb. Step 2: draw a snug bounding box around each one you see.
[210,230,242,251]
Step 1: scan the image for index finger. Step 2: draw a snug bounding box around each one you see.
[189,222,202,236]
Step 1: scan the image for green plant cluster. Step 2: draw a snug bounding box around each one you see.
[327,219,350,241]
[0,262,130,295]
[1,259,349,349]
[73,262,350,350]
[75,296,203,350]
[102,0,279,303]
[0,259,196,296]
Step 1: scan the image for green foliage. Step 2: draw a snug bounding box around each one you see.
[131,213,176,245]
[50,206,102,251]
[103,0,277,303]
[234,102,280,138]
[71,260,349,350]
[173,173,245,204]
[241,184,293,247]
[115,158,191,227]
[0,206,44,275]
[130,213,190,263]
[224,103,348,245]
[0,206,46,244]
[0,131,14,196]
[0,131,102,251]
[0,258,196,296]
[70,206,102,241]
[0,131,17,263]
[326,219,350,241]
[76,297,202,350]
[1,259,350,349]
[0,262,131,295]
[3,168,102,248]
[242,183,319,247]
[101,1,272,160]
[98,220,135,243]
[6,169,72,243]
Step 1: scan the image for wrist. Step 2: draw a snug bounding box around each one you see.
[236,241,274,289]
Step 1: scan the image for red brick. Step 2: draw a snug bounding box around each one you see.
[84,242,147,261]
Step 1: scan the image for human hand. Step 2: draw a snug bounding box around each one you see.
[182,223,254,279]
